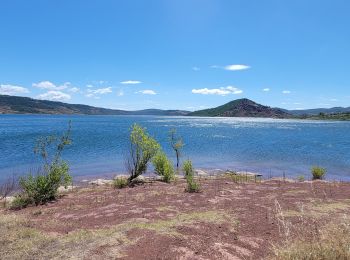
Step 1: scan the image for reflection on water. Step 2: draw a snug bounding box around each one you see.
[0,115,349,181]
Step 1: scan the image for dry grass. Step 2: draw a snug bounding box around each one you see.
[271,216,350,260]
[281,199,350,218]
[0,209,236,259]
[132,210,237,237]
[0,213,132,259]
[272,198,350,260]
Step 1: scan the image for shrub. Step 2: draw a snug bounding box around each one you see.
[113,177,128,189]
[152,151,175,183]
[185,175,201,193]
[10,194,30,210]
[311,166,326,180]
[183,160,194,177]
[19,162,71,205]
[182,160,200,192]
[125,124,160,183]
[16,122,72,207]
[297,175,305,182]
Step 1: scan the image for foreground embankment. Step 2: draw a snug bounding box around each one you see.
[1,175,350,259]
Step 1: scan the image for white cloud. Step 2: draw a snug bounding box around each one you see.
[86,84,94,88]
[330,98,338,102]
[282,90,291,94]
[192,86,243,96]
[68,87,80,93]
[263,88,270,92]
[120,80,142,85]
[37,91,71,102]
[87,87,112,94]
[224,64,250,71]
[0,84,29,96]
[136,90,157,95]
[192,66,200,71]
[117,90,124,96]
[33,81,70,91]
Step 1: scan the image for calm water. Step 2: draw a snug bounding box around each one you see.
[0,115,349,182]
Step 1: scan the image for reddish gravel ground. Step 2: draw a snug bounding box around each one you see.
[2,176,350,259]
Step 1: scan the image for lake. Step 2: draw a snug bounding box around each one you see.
[0,115,349,182]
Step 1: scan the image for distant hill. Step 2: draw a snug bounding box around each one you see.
[288,107,350,116]
[0,95,189,116]
[188,98,291,118]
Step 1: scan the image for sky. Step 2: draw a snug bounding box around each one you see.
[0,0,349,111]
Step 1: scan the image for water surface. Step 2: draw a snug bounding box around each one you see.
[0,115,349,181]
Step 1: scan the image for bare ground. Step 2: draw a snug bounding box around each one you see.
[1,176,350,259]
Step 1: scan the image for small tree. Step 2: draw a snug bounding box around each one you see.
[15,121,72,207]
[152,151,175,183]
[169,128,184,169]
[125,123,160,183]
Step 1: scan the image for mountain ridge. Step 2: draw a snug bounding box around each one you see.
[1,94,350,118]
[0,95,189,116]
[188,98,292,118]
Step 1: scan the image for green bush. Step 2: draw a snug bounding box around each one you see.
[152,151,175,183]
[113,177,128,189]
[297,175,305,182]
[15,122,72,208]
[125,124,160,183]
[311,166,326,180]
[182,160,200,192]
[183,160,194,177]
[10,194,30,210]
[185,175,201,193]
[19,162,71,206]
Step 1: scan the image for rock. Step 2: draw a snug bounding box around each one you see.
[196,169,208,176]
[0,196,15,204]
[58,185,77,193]
[113,175,129,180]
[130,175,146,184]
[89,179,113,186]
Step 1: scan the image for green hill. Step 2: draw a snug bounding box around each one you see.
[0,95,189,115]
[188,98,291,118]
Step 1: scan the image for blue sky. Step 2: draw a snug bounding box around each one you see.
[0,0,349,111]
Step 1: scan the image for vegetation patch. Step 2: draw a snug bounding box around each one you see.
[131,210,237,237]
[0,213,135,259]
[271,219,350,260]
[281,199,350,218]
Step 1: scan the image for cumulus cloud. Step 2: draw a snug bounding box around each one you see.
[32,81,71,90]
[282,90,291,94]
[33,81,79,93]
[120,80,142,85]
[224,64,250,71]
[263,88,270,92]
[192,86,243,96]
[68,87,80,93]
[87,87,112,94]
[0,84,29,96]
[136,90,157,95]
[37,91,71,102]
